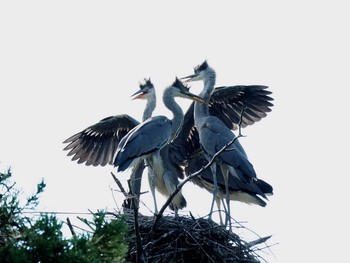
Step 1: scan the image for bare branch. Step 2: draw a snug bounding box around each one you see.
[245,235,272,248]
[66,217,76,237]
[127,179,146,263]
[111,172,128,197]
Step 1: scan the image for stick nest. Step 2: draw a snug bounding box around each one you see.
[124,212,269,263]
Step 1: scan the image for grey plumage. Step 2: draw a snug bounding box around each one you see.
[63,62,274,220]
[113,78,206,213]
[186,150,272,206]
[63,78,188,213]
[63,79,156,209]
[179,60,273,225]
[63,79,156,167]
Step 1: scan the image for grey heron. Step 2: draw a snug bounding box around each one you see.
[113,78,207,215]
[179,60,273,225]
[62,79,155,203]
[63,78,155,167]
[63,78,188,214]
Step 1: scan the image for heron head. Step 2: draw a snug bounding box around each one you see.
[180,60,209,83]
[171,77,208,104]
[131,78,155,100]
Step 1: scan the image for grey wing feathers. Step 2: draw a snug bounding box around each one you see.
[63,114,140,166]
[169,85,274,164]
[168,103,199,164]
[210,85,274,130]
[114,116,172,171]
[186,151,272,205]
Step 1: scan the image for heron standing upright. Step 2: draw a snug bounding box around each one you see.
[62,79,156,203]
[180,60,271,225]
[63,78,188,213]
[170,80,274,223]
[113,78,207,214]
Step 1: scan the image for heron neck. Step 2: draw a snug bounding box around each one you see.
[163,89,184,141]
[195,69,216,122]
[143,96,156,121]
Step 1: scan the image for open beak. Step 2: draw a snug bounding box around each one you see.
[180,73,198,83]
[131,89,146,100]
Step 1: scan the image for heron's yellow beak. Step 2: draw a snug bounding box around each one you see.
[190,95,209,105]
[184,92,209,105]
[180,74,198,83]
[131,89,146,100]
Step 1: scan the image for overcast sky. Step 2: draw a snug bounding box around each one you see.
[1,1,349,262]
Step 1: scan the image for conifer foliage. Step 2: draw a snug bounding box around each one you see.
[0,169,128,263]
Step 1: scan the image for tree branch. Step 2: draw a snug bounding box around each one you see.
[127,180,146,263]
[66,217,76,237]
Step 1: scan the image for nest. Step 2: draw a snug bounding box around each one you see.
[123,212,270,263]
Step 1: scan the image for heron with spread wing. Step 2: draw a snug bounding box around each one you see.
[63,79,188,213]
[63,79,156,200]
[174,60,273,225]
[113,78,207,214]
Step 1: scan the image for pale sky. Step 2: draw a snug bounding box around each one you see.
[1,1,349,262]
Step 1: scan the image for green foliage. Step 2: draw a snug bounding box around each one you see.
[20,215,68,263]
[70,212,129,263]
[0,169,128,263]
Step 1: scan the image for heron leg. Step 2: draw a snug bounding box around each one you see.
[220,196,228,216]
[209,163,218,220]
[129,160,144,209]
[146,157,158,214]
[220,166,232,229]
[148,168,158,214]
[174,208,179,217]
[216,197,224,225]
[163,173,182,218]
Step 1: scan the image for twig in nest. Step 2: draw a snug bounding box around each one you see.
[111,172,145,262]
[126,214,266,263]
[246,235,272,248]
[127,179,146,263]
[111,172,128,197]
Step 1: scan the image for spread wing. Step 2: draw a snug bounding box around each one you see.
[170,85,274,164]
[63,114,140,166]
